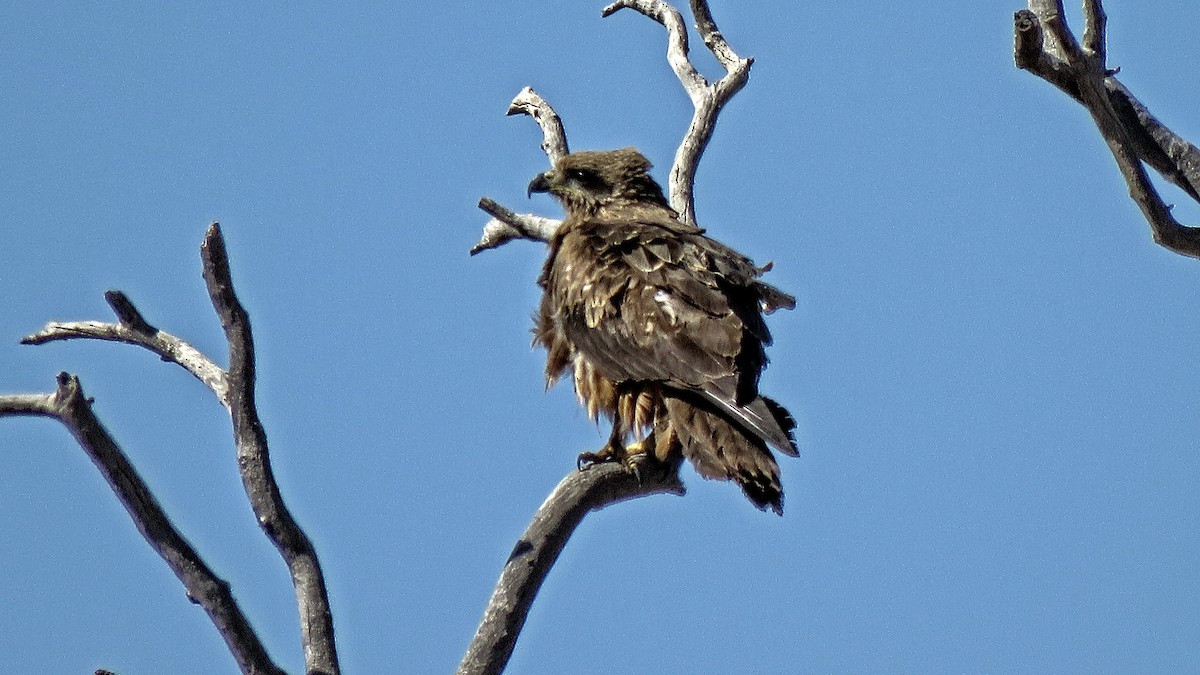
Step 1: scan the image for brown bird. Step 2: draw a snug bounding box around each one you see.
[528,148,798,514]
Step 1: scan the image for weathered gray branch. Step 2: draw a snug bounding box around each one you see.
[0,374,285,675]
[470,0,751,253]
[469,89,568,254]
[469,197,561,256]
[507,87,570,166]
[456,463,685,675]
[1015,0,1200,258]
[13,223,341,675]
[200,224,341,675]
[603,0,752,226]
[22,290,230,406]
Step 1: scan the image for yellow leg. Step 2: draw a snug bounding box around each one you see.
[577,434,653,483]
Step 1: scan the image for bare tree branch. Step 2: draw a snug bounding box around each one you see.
[456,463,685,675]
[1081,0,1106,62]
[15,223,341,674]
[469,89,569,255]
[506,87,570,166]
[1014,0,1200,258]
[22,290,229,406]
[200,223,341,675]
[603,0,753,226]
[469,197,561,255]
[0,373,285,675]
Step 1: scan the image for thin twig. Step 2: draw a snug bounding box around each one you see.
[456,463,685,675]
[470,90,570,255]
[200,223,341,675]
[0,374,284,675]
[470,198,561,254]
[1014,0,1200,258]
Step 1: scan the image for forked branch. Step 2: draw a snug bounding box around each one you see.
[10,223,341,675]
[603,0,752,225]
[22,290,230,405]
[469,88,569,255]
[0,374,285,675]
[1014,0,1200,258]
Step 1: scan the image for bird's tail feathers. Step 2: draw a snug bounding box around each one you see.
[760,396,798,456]
[701,389,798,457]
[663,394,784,515]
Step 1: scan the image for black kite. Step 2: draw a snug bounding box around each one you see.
[528,148,798,514]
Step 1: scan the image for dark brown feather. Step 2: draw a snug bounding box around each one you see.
[663,393,784,514]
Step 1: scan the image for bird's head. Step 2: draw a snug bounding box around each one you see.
[527,147,669,217]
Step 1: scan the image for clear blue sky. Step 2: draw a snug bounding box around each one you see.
[3,2,1200,673]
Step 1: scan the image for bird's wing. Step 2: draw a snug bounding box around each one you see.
[548,210,796,454]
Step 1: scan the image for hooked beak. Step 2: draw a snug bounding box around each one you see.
[527,172,551,198]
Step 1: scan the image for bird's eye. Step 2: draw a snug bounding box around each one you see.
[566,169,591,182]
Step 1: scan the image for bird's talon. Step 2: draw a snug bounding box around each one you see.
[576,449,615,471]
[621,441,652,484]
[627,457,645,485]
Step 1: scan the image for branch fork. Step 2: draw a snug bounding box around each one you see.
[1015,0,1200,258]
[3,223,340,675]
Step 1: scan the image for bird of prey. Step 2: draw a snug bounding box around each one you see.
[526,147,798,514]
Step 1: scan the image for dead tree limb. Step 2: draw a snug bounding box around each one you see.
[22,290,230,405]
[201,224,341,675]
[456,464,685,675]
[470,194,561,256]
[602,0,753,226]
[507,87,570,167]
[0,374,285,675]
[10,223,341,675]
[469,88,569,255]
[459,1,749,673]
[1014,0,1200,258]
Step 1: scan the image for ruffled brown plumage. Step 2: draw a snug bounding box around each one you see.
[530,148,797,514]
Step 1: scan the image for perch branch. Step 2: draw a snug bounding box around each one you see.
[0,374,284,675]
[456,463,685,675]
[1014,0,1200,258]
[200,223,341,675]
